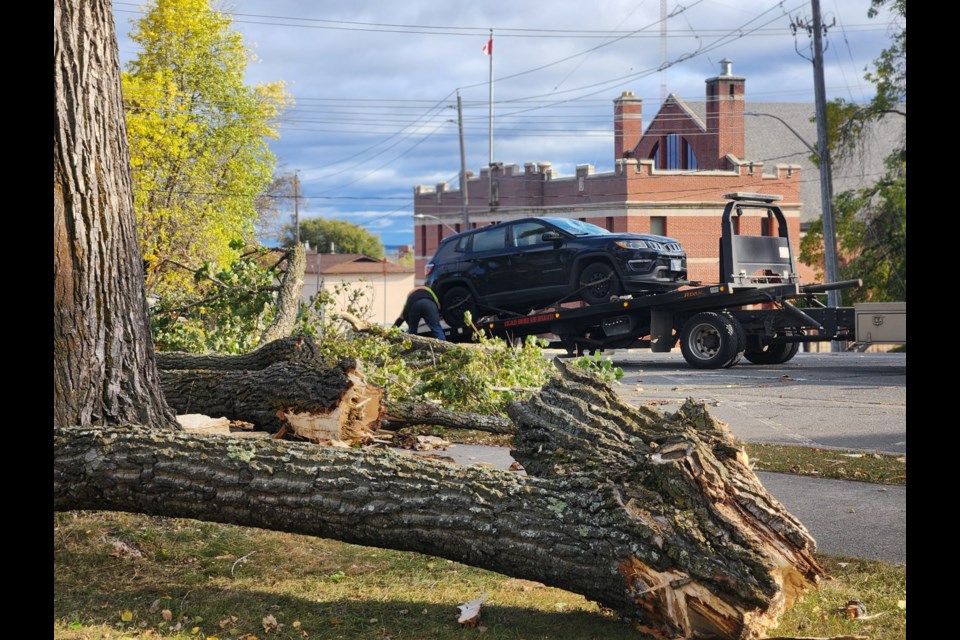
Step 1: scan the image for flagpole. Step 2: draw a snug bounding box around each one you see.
[488,28,493,166]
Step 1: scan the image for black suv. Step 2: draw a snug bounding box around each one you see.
[424,217,687,327]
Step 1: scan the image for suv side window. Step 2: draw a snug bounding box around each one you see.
[510,222,552,247]
[471,227,506,252]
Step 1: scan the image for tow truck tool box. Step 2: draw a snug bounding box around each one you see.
[438,193,863,369]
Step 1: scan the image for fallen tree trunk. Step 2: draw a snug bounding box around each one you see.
[156,335,326,371]
[158,336,513,436]
[381,400,515,434]
[55,362,823,638]
[160,359,381,442]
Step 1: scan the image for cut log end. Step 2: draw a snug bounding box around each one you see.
[278,364,383,445]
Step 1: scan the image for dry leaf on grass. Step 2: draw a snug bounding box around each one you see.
[457,593,489,626]
[262,614,279,632]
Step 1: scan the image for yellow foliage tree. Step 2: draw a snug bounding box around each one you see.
[122,0,291,293]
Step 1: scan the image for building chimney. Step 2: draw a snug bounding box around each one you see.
[705,59,745,165]
[613,90,643,160]
[720,58,733,77]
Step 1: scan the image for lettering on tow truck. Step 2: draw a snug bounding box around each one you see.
[681,290,705,298]
[503,313,557,328]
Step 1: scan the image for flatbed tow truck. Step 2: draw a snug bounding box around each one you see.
[437,193,863,369]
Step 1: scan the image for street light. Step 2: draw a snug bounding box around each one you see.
[744,113,840,288]
[745,110,842,352]
[414,214,459,234]
[744,111,818,157]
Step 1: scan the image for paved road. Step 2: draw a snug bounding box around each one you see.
[590,351,906,455]
[396,352,907,564]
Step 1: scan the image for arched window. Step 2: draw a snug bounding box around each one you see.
[662,134,698,170]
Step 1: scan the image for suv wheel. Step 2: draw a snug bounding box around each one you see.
[579,263,621,305]
[441,286,477,329]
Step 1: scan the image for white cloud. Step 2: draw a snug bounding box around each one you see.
[112,0,899,246]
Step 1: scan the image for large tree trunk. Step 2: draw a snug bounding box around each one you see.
[156,335,513,436]
[54,0,177,429]
[55,363,823,639]
[161,359,381,442]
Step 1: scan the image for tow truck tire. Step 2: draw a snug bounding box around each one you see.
[721,312,746,368]
[440,286,477,329]
[744,340,800,365]
[579,263,621,305]
[680,312,739,369]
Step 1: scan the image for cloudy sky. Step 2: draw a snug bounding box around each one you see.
[111,0,902,248]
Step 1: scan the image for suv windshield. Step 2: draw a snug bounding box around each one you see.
[546,218,611,236]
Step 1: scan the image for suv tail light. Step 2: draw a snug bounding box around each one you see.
[425,262,435,276]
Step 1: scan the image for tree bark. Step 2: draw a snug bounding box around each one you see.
[382,400,515,434]
[157,335,513,436]
[259,244,306,344]
[156,335,327,371]
[160,359,381,442]
[54,0,177,429]
[55,363,823,639]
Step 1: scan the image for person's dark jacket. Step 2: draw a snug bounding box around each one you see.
[393,286,441,327]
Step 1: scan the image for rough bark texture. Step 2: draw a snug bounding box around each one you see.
[55,363,823,639]
[156,335,327,371]
[382,401,515,434]
[160,359,381,441]
[259,244,306,345]
[54,0,177,429]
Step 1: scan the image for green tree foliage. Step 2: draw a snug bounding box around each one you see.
[122,0,291,294]
[801,0,905,301]
[800,153,905,303]
[294,295,553,415]
[150,244,282,353]
[290,217,385,259]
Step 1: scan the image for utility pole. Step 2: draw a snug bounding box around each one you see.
[794,0,841,351]
[457,91,469,229]
[293,170,301,245]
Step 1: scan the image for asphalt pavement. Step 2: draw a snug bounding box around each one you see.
[397,351,907,564]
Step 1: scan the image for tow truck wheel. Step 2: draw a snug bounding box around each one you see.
[440,286,477,329]
[721,312,746,368]
[579,263,621,305]
[679,312,738,369]
[744,340,800,365]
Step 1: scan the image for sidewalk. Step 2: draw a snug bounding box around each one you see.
[397,443,907,565]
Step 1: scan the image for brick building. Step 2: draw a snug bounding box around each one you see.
[413,59,809,285]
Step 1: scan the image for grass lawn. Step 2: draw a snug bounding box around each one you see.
[54,511,905,640]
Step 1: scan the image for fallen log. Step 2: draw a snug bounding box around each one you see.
[381,400,515,434]
[160,359,380,443]
[156,335,327,371]
[158,335,513,436]
[55,362,823,638]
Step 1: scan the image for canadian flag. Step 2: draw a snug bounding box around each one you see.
[482,38,492,56]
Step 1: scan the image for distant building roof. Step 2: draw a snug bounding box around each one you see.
[304,253,414,275]
[683,101,906,222]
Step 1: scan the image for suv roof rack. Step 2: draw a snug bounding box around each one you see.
[722,192,783,203]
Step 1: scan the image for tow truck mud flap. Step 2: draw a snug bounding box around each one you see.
[601,315,634,337]
[650,307,674,353]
